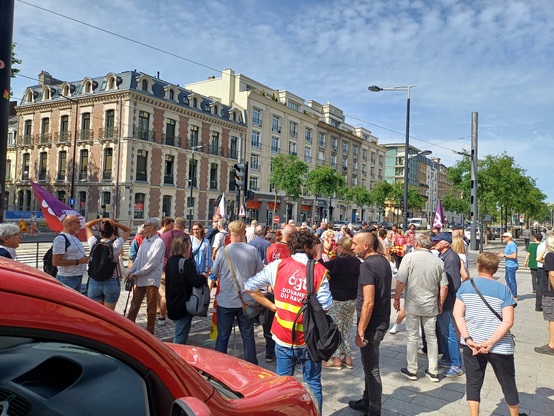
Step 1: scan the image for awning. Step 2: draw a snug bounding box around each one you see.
[267,202,280,210]
[301,205,311,211]
[246,201,261,209]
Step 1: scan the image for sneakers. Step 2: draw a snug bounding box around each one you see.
[348,398,368,412]
[438,357,451,368]
[442,366,464,378]
[418,348,427,356]
[425,369,440,382]
[157,318,166,326]
[389,323,399,334]
[400,368,417,381]
[534,344,554,355]
[265,355,276,363]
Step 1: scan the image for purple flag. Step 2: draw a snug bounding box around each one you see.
[433,200,446,230]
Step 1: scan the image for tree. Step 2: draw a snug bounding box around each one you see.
[370,181,393,221]
[11,43,21,94]
[306,165,346,223]
[349,186,372,222]
[269,154,308,224]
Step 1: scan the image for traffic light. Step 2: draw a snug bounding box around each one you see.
[234,162,248,191]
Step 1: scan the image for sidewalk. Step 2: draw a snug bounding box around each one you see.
[114,241,553,416]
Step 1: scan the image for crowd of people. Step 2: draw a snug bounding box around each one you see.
[3,216,549,416]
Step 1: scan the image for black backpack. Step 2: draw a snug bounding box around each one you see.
[43,234,70,277]
[88,238,117,282]
[291,259,341,362]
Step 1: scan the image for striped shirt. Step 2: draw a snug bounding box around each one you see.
[456,277,516,355]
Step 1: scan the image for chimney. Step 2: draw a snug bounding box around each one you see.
[38,70,52,87]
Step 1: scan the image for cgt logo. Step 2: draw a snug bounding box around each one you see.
[287,269,306,291]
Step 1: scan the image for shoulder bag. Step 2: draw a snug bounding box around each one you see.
[224,247,259,319]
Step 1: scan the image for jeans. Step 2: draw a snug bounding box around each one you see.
[437,309,462,367]
[359,328,386,416]
[215,306,258,365]
[406,314,438,374]
[56,275,83,292]
[275,344,322,414]
[173,314,194,344]
[87,278,121,305]
[505,266,518,298]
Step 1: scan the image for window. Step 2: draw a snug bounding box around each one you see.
[289,141,297,156]
[189,125,199,148]
[318,150,325,165]
[272,115,280,133]
[251,131,261,149]
[250,154,260,171]
[319,132,326,147]
[271,136,280,153]
[187,196,196,210]
[57,151,67,181]
[80,113,91,140]
[252,107,262,126]
[60,115,69,142]
[169,89,174,100]
[230,136,238,159]
[164,155,174,184]
[342,141,349,154]
[370,152,376,163]
[136,150,148,181]
[137,111,150,141]
[305,128,312,143]
[353,145,359,158]
[103,148,113,180]
[331,137,338,151]
[57,190,66,203]
[102,192,111,216]
[78,191,86,216]
[331,154,337,168]
[162,195,172,217]
[105,109,115,138]
[141,79,148,91]
[290,121,298,138]
[40,117,50,143]
[192,97,198,108]
[134,193,145,219]
[22,153,30,180]
[188,158,197,187]
[165,118,176,146]
[304,147,312,163]
[39,152,47,181]
[6,159,11,180]
[362,149,367,161]
[79,150,89,180]
[210,132,219,155]
[287,101,299,111]
[249,176,259,191]
[209,163,218,189]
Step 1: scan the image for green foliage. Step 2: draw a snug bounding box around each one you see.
[305,165,345,198]
[388,182,424,210]
[11,43,21,80]
[269,154,308,199]
[349,186,372,209]
[371,181,393,208]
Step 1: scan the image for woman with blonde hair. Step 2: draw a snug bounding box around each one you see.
[321,237,361,369]
[321,229,337,262]
[452,235,470,281]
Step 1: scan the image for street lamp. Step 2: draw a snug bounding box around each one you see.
[369,85,416,230]
[188,144,206,230]
[55,90,79,207]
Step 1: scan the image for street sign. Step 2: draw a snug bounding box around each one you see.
[69,198,75,206]
[18,219,28,233]
[273,215,280,224]
[239,205,246,217]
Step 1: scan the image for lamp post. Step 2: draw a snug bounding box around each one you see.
[369,85,416,230]
[188,144,206,230]
[56,91,79,207]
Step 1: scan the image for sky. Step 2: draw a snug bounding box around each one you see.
[10,0,554,200]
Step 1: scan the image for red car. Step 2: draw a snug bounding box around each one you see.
[0,259,318,416]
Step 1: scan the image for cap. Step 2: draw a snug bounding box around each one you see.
[431,232,452,244]
[502,232,513,238]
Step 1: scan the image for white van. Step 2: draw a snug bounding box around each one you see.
[408,218,428,230]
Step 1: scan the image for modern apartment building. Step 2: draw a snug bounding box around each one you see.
[10,70,246,225]
[186,69,386,224]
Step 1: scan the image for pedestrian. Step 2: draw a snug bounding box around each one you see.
[390,229,406,269]
[248,225,271,264]
[245,229,332,414]
[498,232,519,300]
[523,227,531,250]
[348,230,392,416]
[126,218,165,334]
[535,232,551,312]
[524,232,541,303]
[405,223,416,253]
[211,220,263,364]
[128,224,145,269]
[431,232,464,377]
[394,234,448,382]
[85,218,131,310]
[321,237,360,370]
[211,218,228,260]
[52,215,88,292]
[453,252,526,416]
[0,223,22,259]
[452,234,470,281]
[30,212,40,236]
[205,214,221,245]
[321,229,337,262]
[165,235,207,344]
[534,235,554,356]
[245,219,258,243]
[190,222,211,274]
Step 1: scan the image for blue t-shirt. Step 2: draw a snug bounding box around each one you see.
[456,277,516,355]
[505,241,518,268]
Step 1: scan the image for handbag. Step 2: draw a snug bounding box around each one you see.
[469,278,515,345]
[224,247,260,319]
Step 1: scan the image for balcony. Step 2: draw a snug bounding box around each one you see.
[289,150,297,156]
[99,127,118,141]
[164,175,174,185]
[229,149,239,160]
[271,146,280,154]
[304,155,312,163]
[342,166,348,174]
[39,133,51,144]
[251,141,261,150]
[317,158,326,166]
[318,140,326,148]
[38,171,47,181]
[78,129,93,143]
[252,118,262,126]
[331,162,337,169]
[102,169,112,180]
[55,131,71,144]
[134,127,154,142]
[250,164,260,172]
[57,171,66,182]
[331,145,338,152]
[209,180,218,190]
[272,125,281,133]
[22,135,33,146]
[162,134,178,147]
[79,170,88,181]
[208,145,224,157]
[189,178,197,187]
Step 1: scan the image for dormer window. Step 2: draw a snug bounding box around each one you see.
[25,90,33,102]
[62,84,70,96]
[141,79,148,91]
[192,97,198,108]
[169,89,174,100]
[42,88,51,100]
[84,80,92,94]
[214,105,219,115]
[108,76,116,90]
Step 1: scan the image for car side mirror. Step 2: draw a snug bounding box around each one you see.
[171,397,213,416]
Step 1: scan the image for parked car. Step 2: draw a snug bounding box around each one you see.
[0,259,318,416]
[380,221,394,230]
[464,227,481,241]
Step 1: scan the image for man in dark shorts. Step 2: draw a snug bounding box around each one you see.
[535,235,554,355]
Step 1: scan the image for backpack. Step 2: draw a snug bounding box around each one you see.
[179,258,210,317]
[43,234,70,277]
[291,259,341,362]
[88,238,117,282]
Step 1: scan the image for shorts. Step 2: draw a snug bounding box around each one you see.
[158,272,166,299]
[542,296,554,321]
[87,278,121,304]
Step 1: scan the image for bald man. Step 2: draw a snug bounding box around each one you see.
[52,215,88,292]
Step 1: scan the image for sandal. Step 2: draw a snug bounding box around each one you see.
[341,358,354,369]
[322,361,342,370]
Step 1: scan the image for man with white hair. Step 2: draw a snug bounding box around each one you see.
[248,225,271,264]
[245,219,258,243]
[126,218,165,334]
[0,223,22,259]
